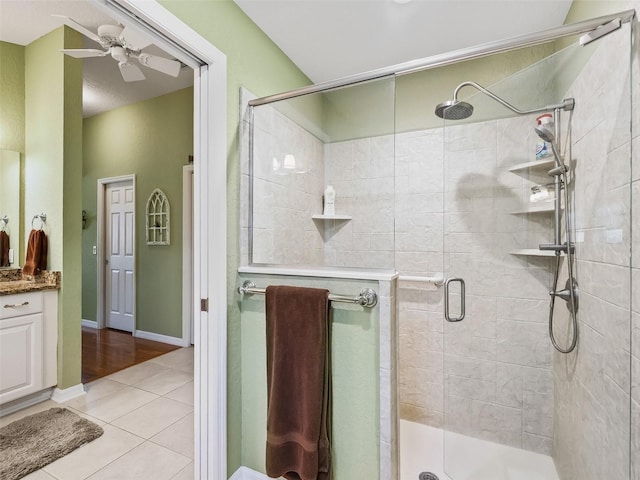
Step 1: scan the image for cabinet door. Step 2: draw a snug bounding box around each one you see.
[0,313,43,403]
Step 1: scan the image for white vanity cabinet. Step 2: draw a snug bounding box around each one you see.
[0,290,58,404]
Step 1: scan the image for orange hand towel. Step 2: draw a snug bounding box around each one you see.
[265,285,332,480]
[22,229,48,275]
[0,231,9,267]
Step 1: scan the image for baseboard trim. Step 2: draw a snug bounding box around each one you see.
[229,466,283,480]
[0,388,54,417]
[134,329,188,347]
[81,319,98,329]
[51,384,86,403]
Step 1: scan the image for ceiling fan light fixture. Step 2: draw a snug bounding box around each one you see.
[110,46,129,63]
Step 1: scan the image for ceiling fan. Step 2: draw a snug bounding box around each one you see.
[53,15,182,82]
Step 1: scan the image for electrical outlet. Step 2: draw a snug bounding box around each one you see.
[92,246,97,255]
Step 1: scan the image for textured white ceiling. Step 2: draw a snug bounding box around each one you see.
[0,0,193,118]
[234,0,574,83]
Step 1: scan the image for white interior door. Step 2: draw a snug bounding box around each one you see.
[105,181,135,332]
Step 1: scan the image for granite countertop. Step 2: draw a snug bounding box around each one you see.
[0,271,61,295]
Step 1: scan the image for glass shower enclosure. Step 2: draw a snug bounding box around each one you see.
[243,10,636,480]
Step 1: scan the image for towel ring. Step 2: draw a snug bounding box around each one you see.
[32,213,47,230]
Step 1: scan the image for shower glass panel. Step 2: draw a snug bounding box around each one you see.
[439,24,632,480]
[248,76,396,271]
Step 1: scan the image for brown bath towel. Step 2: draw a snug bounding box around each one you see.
[22,229,48,276]
[0,231,9,267]
[265,285,332,480]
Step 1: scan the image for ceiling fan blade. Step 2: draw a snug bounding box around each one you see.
[60,48,108,59]
[137,53,181,77]
[51,15,102,44]
[120,26,153,50]
[118,62,146,82]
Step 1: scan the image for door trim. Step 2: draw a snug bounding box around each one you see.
[96,2,228,478]
[96,174,136,331]
[182,164,193,346]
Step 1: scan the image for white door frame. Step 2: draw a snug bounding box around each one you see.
[182,164,194,345]
[96,174,136,331]
[94,1,228,479]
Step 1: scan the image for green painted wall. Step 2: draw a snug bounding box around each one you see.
[25,26,83,389]
[0,41,25,153]
[563,0,629,39]
[157,0,317,473]
[239,274,380,479]
[82,87,193,338]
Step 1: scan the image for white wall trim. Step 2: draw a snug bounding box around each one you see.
[229,467,281,480]
[134,329,188,347]
[182,164,194,346]
[51,384,86,403]
[81,319,98,329]
[96,174,136,331]
[0,388,54,417]
[98,2,229,479]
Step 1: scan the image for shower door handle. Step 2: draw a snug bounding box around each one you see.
[444,277,465,322]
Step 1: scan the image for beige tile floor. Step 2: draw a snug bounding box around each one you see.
[1,347,195,480]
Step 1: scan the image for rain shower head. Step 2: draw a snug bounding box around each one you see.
[434,100,474,120]
[434,81,575,122]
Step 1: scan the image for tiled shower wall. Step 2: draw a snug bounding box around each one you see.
[248,101,325,266]
[431,118,555,454]
[328,118,557,454]
[323,137,396,270]
[550,18,634,480]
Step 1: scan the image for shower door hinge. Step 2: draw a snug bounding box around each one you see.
[200,298,208,312]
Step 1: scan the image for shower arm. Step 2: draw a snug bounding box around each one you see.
[453,81,575,115]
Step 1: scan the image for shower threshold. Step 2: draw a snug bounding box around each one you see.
[400,420,560,480]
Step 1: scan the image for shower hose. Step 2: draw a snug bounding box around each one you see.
[548,149,578,354]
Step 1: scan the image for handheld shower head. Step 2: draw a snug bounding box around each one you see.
[534,124,565,168]
[434,100,474,120]
[535,125,555,143]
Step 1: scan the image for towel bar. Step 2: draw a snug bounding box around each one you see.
[238,280,378,308]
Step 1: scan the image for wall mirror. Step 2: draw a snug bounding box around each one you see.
[0,149,22,268]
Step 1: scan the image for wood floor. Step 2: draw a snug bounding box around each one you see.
[82,327,181,384]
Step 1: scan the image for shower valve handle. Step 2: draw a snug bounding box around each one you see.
[539,243,575,254]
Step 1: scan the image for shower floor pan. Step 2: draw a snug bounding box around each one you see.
[400,420,560,480]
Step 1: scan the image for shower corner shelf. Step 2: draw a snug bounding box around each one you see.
[510,202,559,214]
[311,214,352,221]
[510,249,565,258]
[508,158,556,175]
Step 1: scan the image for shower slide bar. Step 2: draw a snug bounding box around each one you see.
[248,9,635,107]
[238,280,378,308]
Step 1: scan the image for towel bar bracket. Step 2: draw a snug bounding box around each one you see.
[238,280,378,308]
[357,288,377,308]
